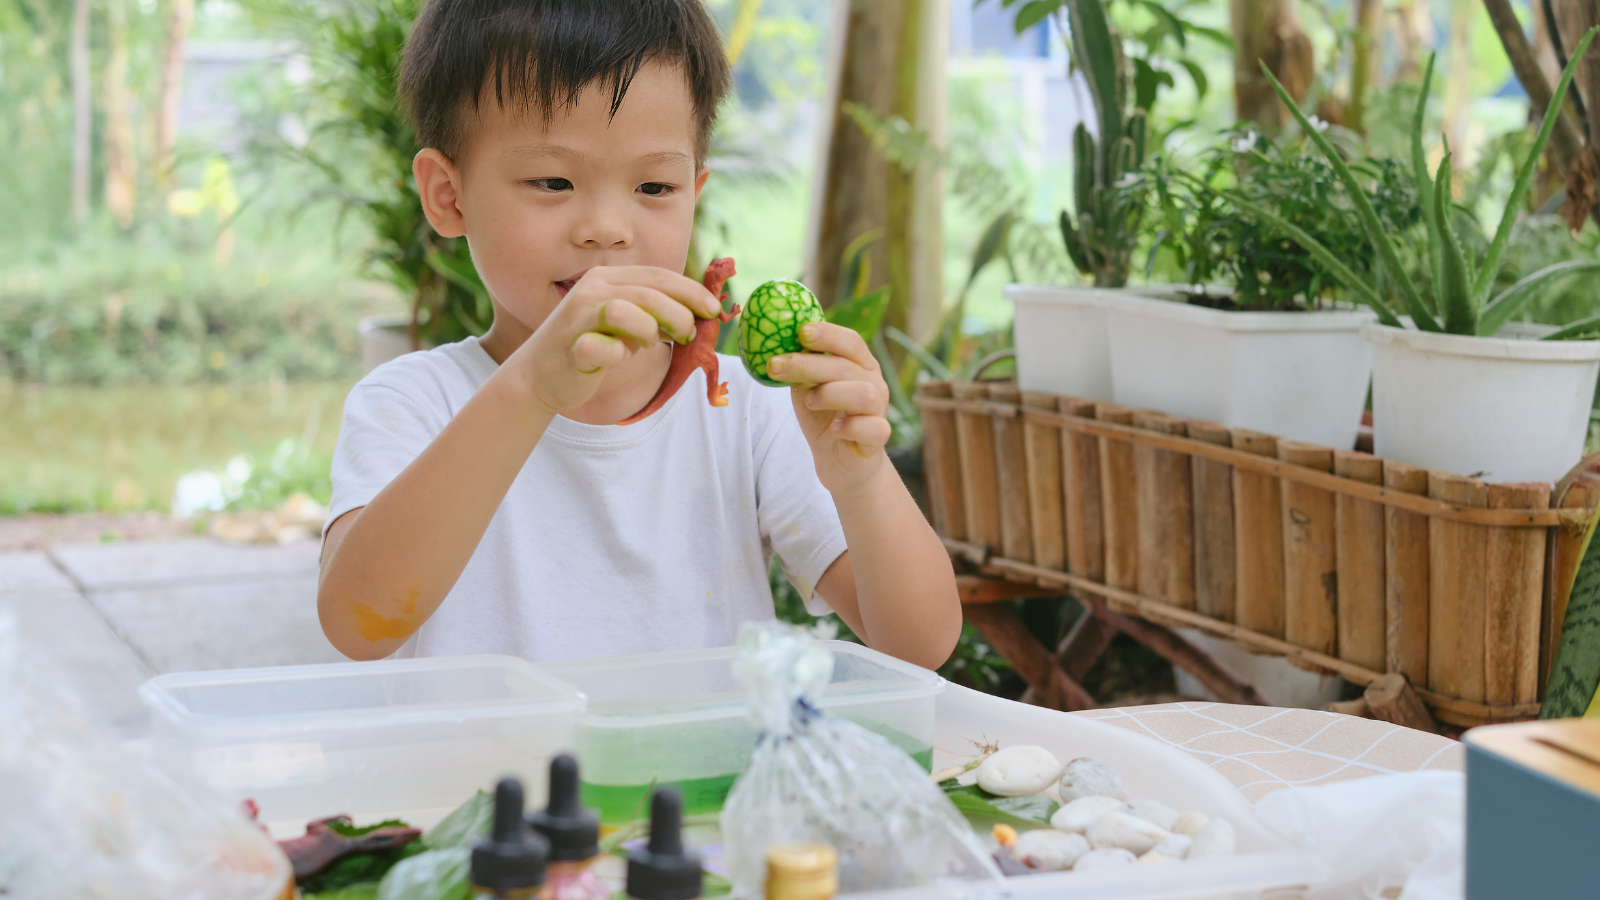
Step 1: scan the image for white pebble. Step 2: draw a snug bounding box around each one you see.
[1013,829,1090,871]
[1172,811,1210,837]
[975,746,1062,797]
[1057,757,1128,803]
[1049,795,1125,833]
[1149,833,1192,860]
[1073,847,1137,871]
[1125,798,1180,831]
[1136,851,1177,866]
[1086,811,1170,855]
[1188,819,1237,859]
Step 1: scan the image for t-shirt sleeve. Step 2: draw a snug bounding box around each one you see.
[751,387,848,616]
[325,378,448,537]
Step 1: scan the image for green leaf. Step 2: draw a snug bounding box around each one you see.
[1182,22,1234,48]
[1475,26,1600,307]
[1178,172,1400,326]
[304,886,381,900]
[1411,53,1442,310]
[1434,153,1476,335]
[990,794,1061,822]
[422,791,493,851]
[1131,0,1186,48]
[967,211,1015,291]
[825,286,890,342]
[1179,58,1208,100]
[1258,62,1436,331]
[1013,0,1059,33]
[836,229,883,306]
[885,325,956,381]
[1539,314,1600,341]
[942,786,1056,829]
[375,848,471,900]
[1541,501,1600,718]
[1480,261,1600,336]
[1132,59,1174,113]
[325,819,412,839]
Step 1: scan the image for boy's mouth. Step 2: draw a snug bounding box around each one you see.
[554,269,591,298]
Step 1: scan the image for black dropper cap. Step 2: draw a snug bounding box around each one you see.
[627,789,702,900]
[471,778,550,894]
[526,754,600,861]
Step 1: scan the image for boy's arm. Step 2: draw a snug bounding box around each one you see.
[770,324,963,671]
[319,267,720,660]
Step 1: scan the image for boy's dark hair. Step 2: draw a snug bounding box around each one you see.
[399,0,731,164]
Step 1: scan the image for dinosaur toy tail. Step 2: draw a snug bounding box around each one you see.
[616,259,738,425]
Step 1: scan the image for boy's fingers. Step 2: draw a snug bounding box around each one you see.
[767,351,868,386]
[571,332,629,374]
[600,284,697,344]
[801,380,886,417]
[830,414,890,456]
[593,299,665,348]
[796,322,877,371]
[594,266,722,318]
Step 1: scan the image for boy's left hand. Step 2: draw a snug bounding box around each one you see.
[766,322,892,497]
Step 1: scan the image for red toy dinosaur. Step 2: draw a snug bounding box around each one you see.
[618,256,740,425]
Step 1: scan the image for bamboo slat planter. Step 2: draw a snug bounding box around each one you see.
[916,380,1598,728]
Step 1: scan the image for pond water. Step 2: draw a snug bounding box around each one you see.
[0,381,352,514]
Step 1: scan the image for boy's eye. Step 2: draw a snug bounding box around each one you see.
[528,178,572,192]
[638,182,674,196]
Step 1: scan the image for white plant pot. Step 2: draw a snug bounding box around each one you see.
[1007,285,1118,402]
[1362,322,1600,484]
[358,313,417,373]
[1106,292,1375,448]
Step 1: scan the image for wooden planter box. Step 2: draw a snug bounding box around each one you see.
[916,380,1598,727]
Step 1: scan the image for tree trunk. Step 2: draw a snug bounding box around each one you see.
[1230,0,1315,134]
[103,0,137,228]
[1345,0,1382,133]
[155,0,195,194]
[1482,0,1584,173]
[806,0,945,347]
[1552,0,1600,230]
[71,0,92,224]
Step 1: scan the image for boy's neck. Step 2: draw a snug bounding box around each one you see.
[478,314,673,426]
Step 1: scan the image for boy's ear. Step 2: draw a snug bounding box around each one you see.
[693,165,710,199]
[414,149,466,238]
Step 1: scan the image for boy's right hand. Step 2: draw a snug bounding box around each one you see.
[514,266,722,415]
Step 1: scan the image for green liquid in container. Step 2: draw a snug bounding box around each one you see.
[581,747,934,826]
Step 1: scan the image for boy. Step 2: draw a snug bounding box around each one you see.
[317,0,961,669]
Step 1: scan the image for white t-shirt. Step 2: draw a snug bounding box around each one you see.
[327,337,847,662]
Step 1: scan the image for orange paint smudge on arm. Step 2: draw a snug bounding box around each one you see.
[353,585,422,642]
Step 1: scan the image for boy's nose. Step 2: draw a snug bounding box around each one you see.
[572,199,632,249]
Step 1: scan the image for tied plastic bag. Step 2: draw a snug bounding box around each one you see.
[0,609,290,900]
[721,622,999,897]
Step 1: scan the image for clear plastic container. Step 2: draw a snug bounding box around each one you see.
[536,641,943,826]
[140,655,583,837]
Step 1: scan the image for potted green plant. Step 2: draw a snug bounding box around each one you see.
[1204,32,1600,483]
[1104,137,1414,448]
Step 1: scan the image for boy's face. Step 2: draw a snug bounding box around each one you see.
[415,59,706,336]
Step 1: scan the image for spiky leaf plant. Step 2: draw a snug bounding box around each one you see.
[1183,26,1600,338]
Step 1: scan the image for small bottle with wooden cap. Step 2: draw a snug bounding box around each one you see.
[764,844,838,900]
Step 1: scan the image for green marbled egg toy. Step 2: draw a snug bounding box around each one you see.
[739,278,825,387]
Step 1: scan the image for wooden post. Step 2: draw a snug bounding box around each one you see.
[1232,430,1285,641]
[952,381,1000,552]
[1280,441,1338,660]
[1485,482,1551,708]
[1364,672,1437,733]
[1133,411,1195,609]
[963,605,1096,710]
[1429,473,1490,704]
[1096,404,1140,592]
[1384,460,1430,684]
[1546,482,1597,694]
[1062,397,1106,584]
[1189,421,1237,623]
[988,384,1033,564]
[917,382,965,541]
[1022,390,1065,572]
[1334,451,1386,671]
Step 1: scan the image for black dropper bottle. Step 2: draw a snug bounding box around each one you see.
[471,778,550,899]
[526,754,600,862]
[626,788,702,900]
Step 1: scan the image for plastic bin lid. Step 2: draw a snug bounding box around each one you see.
[140,654,585,734]
[536,640,944,727]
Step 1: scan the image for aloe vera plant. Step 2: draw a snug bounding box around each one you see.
[1058,0,1148,288]
[1186,26,1600,338]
